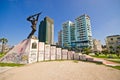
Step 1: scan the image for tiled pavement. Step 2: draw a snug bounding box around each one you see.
[0,67,13,73]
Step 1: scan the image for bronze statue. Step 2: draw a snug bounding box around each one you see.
[27,12,41,39]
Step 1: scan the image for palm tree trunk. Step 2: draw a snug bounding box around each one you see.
[2,43,4,53]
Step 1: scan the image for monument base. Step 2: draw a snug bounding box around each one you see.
[0,36,81,64]
[0,37,38,64]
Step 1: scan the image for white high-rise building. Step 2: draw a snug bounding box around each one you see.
[75,14,93,48]
[62,21,75,48]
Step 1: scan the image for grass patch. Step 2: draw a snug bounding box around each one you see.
[91,54,120,64]
[54,59,65,62]
[0,63,24,67]
[107,59,120,64]
[91,55,109,58]
[73,60,79,63]
[111,66,120,70]
[91,54,120,59]
[93,61,103,65]
[0,53,6,58]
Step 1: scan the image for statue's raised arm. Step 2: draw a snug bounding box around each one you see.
[27,12,42,39]
[36,12,42,21]
[27,12,42,22]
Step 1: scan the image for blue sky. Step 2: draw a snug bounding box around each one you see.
[0,0,120,46]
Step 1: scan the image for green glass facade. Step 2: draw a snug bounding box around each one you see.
[75,14,93,48]
[38,17,54,44]
[62,21,75,48]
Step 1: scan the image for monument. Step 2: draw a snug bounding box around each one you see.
[0,12,82,64]
[27,13,42,63]
[0,13,42,64]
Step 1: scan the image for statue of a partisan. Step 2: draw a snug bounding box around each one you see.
[27,12,41,39]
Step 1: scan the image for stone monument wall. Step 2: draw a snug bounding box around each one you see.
[56,48,62,60]
[44,44,50,60]
[50,46,56,60]
[28,39,38,63]
[38,42,45,61]
[1,39,86,64]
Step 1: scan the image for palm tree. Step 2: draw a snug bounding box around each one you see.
[0,38,8,53]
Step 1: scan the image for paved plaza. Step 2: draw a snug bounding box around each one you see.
[0,67,13,73]
[0,61,120,80]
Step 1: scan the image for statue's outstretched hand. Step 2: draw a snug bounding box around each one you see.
[38,12,41,15]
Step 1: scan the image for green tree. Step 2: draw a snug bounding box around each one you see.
[0,38,8,53]
[109,46,113,53]
[68,47,72,51]
[83,47,91,55]
[63,43,72,51]
[109,46,114,58]
[75,46,81,53]
[102,50,108,56]
[63,43,68,49]
[116,46,120,58]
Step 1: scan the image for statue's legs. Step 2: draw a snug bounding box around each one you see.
[27,30,36,39]
[27,26,36,39]
[32,26,36,31]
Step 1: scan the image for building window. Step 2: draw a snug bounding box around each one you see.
[111,38,113,41]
